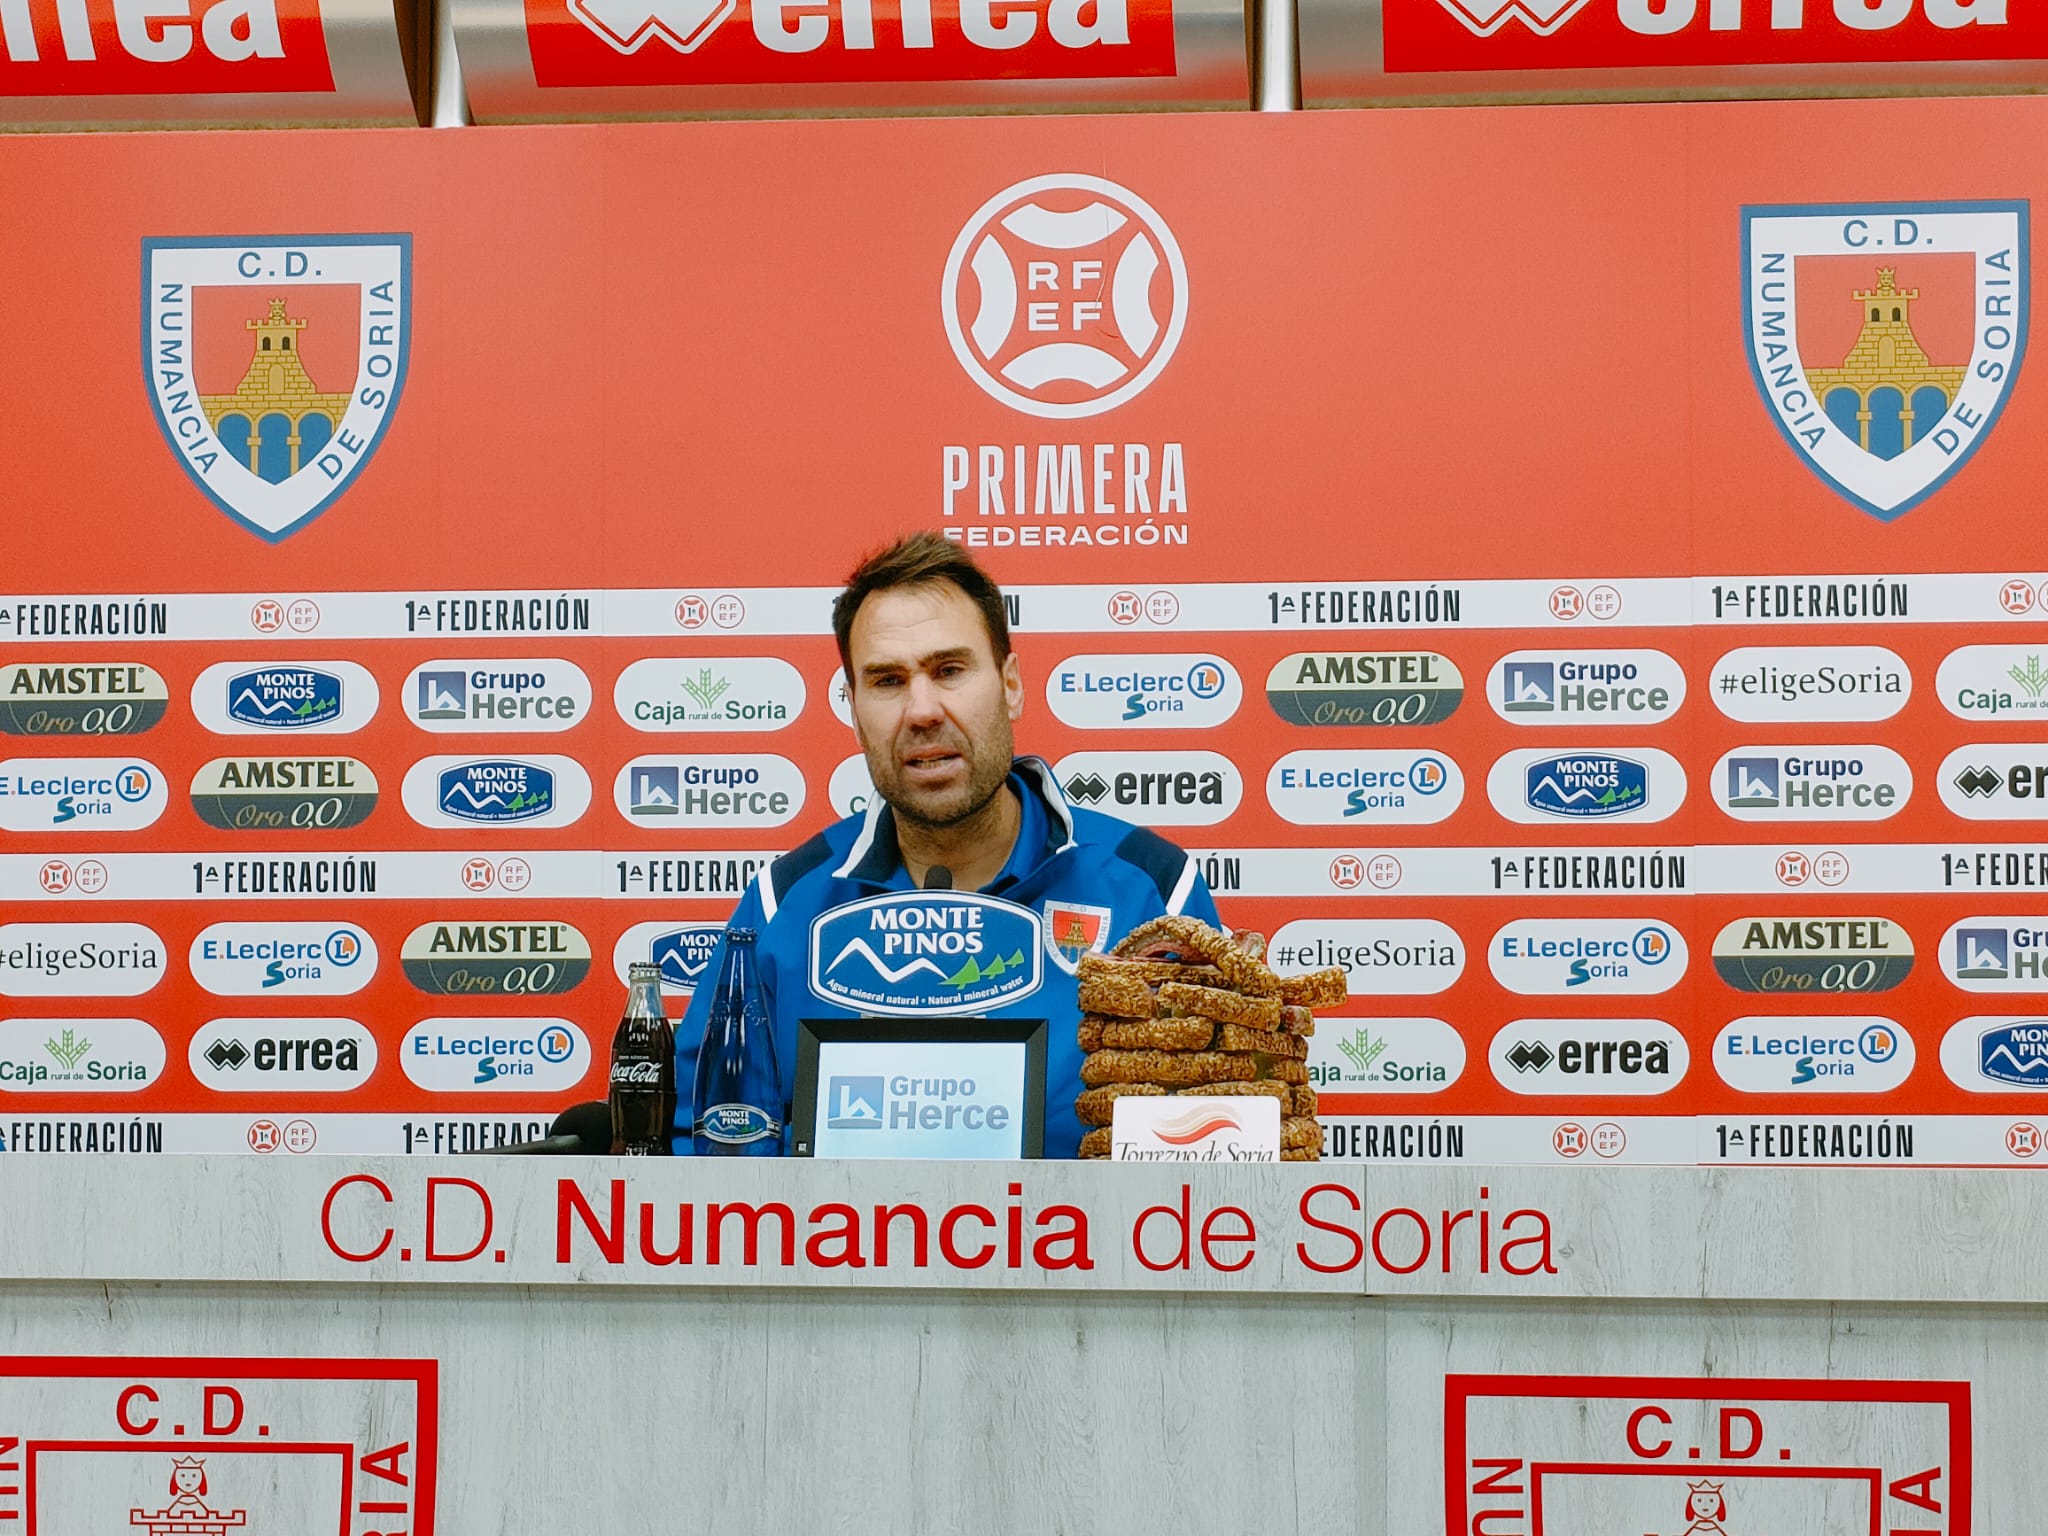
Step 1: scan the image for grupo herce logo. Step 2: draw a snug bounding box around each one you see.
[1743,202,2027,522]
[941,175,1188,420]
[809,891,1044,1017]
[143,236,411,542]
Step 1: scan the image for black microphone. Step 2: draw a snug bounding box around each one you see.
[492,1100,614,1155]
[924,865,953,890]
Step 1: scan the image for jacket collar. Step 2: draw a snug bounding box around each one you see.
[832,755,1078,889]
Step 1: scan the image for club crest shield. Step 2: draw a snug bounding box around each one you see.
[143,235,411,542]
[1043,899,1112,974]
[1743,201,2027,522]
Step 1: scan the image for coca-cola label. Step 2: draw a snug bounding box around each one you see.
[698,1102,777,1143]
[524,0,1177,88]
[1385,0,2040,74]
[0,0,335,96]
[610,1059,665,1085]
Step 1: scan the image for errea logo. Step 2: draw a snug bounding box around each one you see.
[942,175,1188,420]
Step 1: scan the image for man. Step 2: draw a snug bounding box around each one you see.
[671,531,1221,1157]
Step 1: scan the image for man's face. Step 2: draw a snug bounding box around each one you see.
[847,582,1023,831]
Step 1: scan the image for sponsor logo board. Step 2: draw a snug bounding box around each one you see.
[0,757,166,831]
[1708,646,1910,722]
[808,891,1043,1016]
[1264,651,1462,728]
[1743,202,2026,522]
[1486,649,1685,726]
[614,753,805,827]
[189,1017,377,1091]
[1711,916,1914,994]
[1940,1015,2048,1090]
[1939,743,2048,818]
[1488,918,1684,995]
[1487,747,1685,824]
[0,662,168,736]
[402,658,591,731]
[192,660,379,734]
[612,921,724,995]
[1937,644,2048,721]
[144,238,410,542]
[1489,1018,1687,1095]
[1714,1016,1912,1092]
[1268,919,1464,994]
[401,754,592,829]
[1047,654,1239,729]
[530,0,1177,90]
[0,1017,166,1091]
[1306,1017,1464,1093]
[404,920,591,996]
[1939,917,2048,992]
[1055,749,1241,826]
[0,923,166,997]
[828,753,876,817]
[1713,744,1910,821]
[189,921,376,995]
[1265,749,1461,825]
[189,754,378,831]
[402,1017,590,1091]
[614,657,805,731]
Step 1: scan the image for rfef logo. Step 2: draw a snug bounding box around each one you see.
[943,175,1188,420]
[144,237,411,542]
[529,0,1175,85]
[808,891,1044,1016]
[1743,202,2027,521]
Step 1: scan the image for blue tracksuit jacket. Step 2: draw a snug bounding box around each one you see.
[670,757,1220,1158]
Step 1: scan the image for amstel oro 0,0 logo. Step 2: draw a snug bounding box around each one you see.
[402,921,592,996]
[1711,916,1915,995]
[0,663,169,737]
[189,756,379,831]
[1264,652,1462,728]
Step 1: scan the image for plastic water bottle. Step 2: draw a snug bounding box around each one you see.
[692,929,783,1156]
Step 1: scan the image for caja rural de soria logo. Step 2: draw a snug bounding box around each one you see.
[942,174,1188,419]
[144,235,411,541]
[1743,200,2028,521]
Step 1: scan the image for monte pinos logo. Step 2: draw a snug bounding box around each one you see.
[1742,201,2027,521]
[144,235,411,542]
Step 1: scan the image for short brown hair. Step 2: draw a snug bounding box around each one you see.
[832,532,1012,679]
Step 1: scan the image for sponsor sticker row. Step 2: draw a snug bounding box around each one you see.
[19,644,2048,737]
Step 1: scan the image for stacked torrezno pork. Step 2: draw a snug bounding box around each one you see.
[1074,916,1345,1160]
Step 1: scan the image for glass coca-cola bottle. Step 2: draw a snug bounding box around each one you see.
[609,962,676,1155]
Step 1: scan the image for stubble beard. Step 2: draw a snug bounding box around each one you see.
[873,710,1015,834]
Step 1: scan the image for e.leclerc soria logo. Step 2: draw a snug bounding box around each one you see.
[144,235,412,541]
[942,175,1188,420]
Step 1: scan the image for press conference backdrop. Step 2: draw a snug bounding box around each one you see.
[3,101,2048,1164]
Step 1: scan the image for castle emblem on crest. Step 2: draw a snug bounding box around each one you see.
[1743,200,2028,521]
[131,1455,248,1533]
[143,235,412,541]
